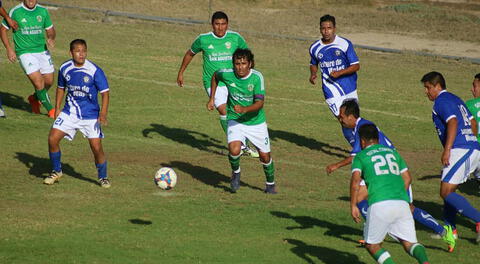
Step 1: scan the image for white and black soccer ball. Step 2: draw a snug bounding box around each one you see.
[154,167,177,190]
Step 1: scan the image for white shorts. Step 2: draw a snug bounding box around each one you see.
[207,86,228,108]
[325,90,358,116]
[19,51,54,75]
[441,148,480,184]
[52,112,104,141]
[364,200,417,244]
[227,120,270,153]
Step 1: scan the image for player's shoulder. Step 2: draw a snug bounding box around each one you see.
[251,69,264,79]
[309,39,322,53]
[59,60,74,72]
[9,3,23,15]
[334,35,354,49]
[226,30,244,38]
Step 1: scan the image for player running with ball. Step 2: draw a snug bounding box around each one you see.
[207,49,276,194]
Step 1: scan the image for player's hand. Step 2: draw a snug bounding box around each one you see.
[98,113,108,126]
[47,38,55,49]
[6,49,16,62]
[7,19,18,31]
[330,71,341,79]
[207,99,215,111]
[326,163,338,174]
[234,105,245,114]
[351,206,361,223]
[309,74,317,85]
[441,149,451,166]
[54,108,61,119]
[176,73,184,87]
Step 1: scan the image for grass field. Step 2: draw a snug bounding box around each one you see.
[0,1,480,263]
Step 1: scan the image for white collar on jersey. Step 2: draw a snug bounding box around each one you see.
[211,31,228,40]
[22,3,38,11]
[320,35,337,45]
[239,69,252,80]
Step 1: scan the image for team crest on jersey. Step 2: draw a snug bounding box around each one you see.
[83,76,91,83]
[318,53,323,59]
[208,44,214,49]
[335,49,341,56]
[225,42,231,49]
[36,16,42,22]
[248,84,254,91]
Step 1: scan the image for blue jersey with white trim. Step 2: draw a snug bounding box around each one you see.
[309,35,359,99]
[432,90,480,149]
[351,118,394,156]
[58,59,109,120]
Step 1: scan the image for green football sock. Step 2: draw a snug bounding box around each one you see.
[262,158,275,184]
[35,89,53,111]
[219,115,227,135]
[409,243,429,264]
[372,248,395,264]
[228,153,240,172]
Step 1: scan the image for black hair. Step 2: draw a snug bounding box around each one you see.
[341,99,360,118]
[475,73,480,80]
[211,11,228,24]
[358,124,379,142]
[70,39,87,51]
[232,48,255,68]
[320,14,336,27]
[421,71,446,90]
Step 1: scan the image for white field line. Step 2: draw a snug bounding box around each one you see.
[110,75,427,121]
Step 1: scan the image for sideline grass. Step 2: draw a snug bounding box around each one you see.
[0,4,479,264]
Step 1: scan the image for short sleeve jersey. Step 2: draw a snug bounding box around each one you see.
[351,118,394,156]
[190,31,248,90]
[433,91,479,149]
[309,35,359,99]
[216,68,266,125]
[465,97,480,142]
[2,3,53,56]
[352,144,409,205]
[58,59,109,120]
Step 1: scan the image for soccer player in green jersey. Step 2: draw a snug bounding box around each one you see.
[351,124,430,264]
[0,0,56,118]
[207,49,276,194]
[466,73,480,188]
[177,11,258,157]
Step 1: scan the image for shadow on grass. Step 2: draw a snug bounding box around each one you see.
[0,91,30,112]
[419,174,440,181]
[142,124,226,155]
[286,238,366,264]
[269,129,349,158]
[162,161,263,193]
[15,152,98,184]
[129,219,152,225]
[271,211,362,243]
[457,178,480,196]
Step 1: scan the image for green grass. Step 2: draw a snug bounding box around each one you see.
[0,4,480,264]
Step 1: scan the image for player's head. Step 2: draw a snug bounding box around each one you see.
[69,39,87,66]
[472,73,480,98]
[232,48,254,78]
[23,0,38,9]
[320,14,336,43]
[339,100,360,129]
[421,71,446,101]
[358,124,379,149]
[211,11,228,38]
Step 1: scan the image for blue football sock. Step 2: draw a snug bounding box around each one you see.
[357,199,369,220]
[96,162,108,179]
[445,192,480,223]
[341,126,355,147]
[49,151,62,172]
[412,207,445,235]
[443,202,457,229]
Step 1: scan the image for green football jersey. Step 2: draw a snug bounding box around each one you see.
[2,3,53,56]
[190,30,248,90]
[466,97,480,142]
[351,144,409,206]
[216,68,266,125]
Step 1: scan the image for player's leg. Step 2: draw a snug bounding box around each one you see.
[258,151,276,194]
[37,51,55,117]
[364,202,396,263]
[326,95,355,145]
[26,71,54,114]
[45,128,66,185]
[227,120,244,193]
[0,95,5,118]
[85,119,110,188]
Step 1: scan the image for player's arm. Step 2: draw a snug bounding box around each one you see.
[99,91,109,126]
[309,64,318,85]
[207,72,218,111]
[470,117,477,137]
[0,25,15,62]
[326,156,353,174]
[330,63,360,79]
[45,27,55,49]
[401,169,412,191]
[442,117,457,166]
[350,170,362,223]
[177,50,195,87]
[0,7,18,31]
[234,97,264,114]
[54,87,65,119]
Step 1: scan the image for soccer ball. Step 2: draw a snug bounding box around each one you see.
[154,167,177,190]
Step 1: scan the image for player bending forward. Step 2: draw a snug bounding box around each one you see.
[44,39,110,188]
[351,124,430,264]
[207,48,276,194]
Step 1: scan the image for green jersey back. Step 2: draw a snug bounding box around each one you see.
[351,144,409,205]
[466,97,480,142]
[2,3,53,56]
[216,69,266,125]
[190,31,247,90]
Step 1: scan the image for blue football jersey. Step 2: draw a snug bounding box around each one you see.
[351,118,394,155]
[58,59,109,120]
[432,90,479,149]
[309,35,359,100]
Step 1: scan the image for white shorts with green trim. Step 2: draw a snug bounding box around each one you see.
[207,86,228,108]
[227,120,270,153]
[19,51,54,75]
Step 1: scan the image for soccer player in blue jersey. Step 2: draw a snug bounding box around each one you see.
[44,39,110,188]
[309,14,360,145]
[421,71,480,244]
[327,100,455,250]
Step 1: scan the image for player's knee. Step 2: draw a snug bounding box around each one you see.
[259,153,271,163]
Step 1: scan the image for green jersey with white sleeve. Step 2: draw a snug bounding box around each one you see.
[465,97,480,142]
